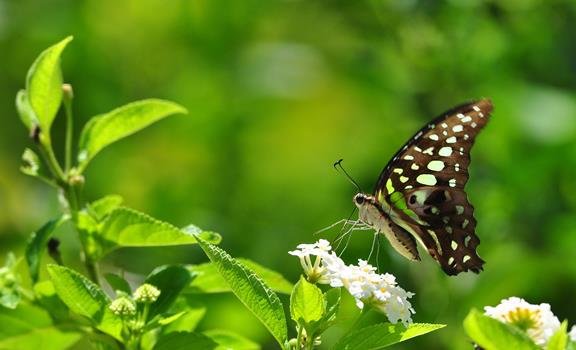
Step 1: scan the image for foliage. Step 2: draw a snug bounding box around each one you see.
[0,38,448,349]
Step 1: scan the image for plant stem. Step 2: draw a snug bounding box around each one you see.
[37,140,66,184]
[62,84,74,171]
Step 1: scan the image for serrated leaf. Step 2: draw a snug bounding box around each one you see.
[463,309,539,350]
[0,302,81,350]
[78,99,187,169]
[290,276,325,324]
[186,258,293,294]
[547,321,568,350]
[204,329,260,350]
[25,216,69,283]
[15,90,38,131]
[144,265,195,321]
[333,323,446,350]
[25,36,72,135]
[96,207,221,258]
[46,265,122,339]
[89,195,124,220]
[195,237,288,346]
[153,331,218,350]
[104,273,131,295]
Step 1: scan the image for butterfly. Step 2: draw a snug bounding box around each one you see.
[353,99,492,275]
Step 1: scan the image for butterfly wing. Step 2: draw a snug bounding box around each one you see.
[374,99,492,275]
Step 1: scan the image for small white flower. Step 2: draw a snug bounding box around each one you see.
[289,239,333,283]
[484,297,560,347]
[569,325,576,342]
[291,241,415,326]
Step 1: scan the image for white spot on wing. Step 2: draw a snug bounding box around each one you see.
[416,174,437,186]
[429,134,439,141]
[446,136,457,144]
[399,176,409,183]
[462,116,472,123]
[451,241,458,250]
[456,205,464,214]
[452,125,463,132]
[423,147,434,155]
[404,155,414,160]
[393,168,403,174]
[439,146,453,157]
[441,123,448,128]
[411,163,419,170]
[449,178,457,187]
[427,160,445,171]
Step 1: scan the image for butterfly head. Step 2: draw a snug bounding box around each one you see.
[353,193,369,206]
[353,193,382,227]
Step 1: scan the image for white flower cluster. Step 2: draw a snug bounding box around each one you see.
[289,239,415,326]
[484,297,561,347]
[570,325,576,343]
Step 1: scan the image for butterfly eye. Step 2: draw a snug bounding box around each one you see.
[354,194,365,205]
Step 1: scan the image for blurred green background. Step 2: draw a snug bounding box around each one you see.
[2,0,576,349]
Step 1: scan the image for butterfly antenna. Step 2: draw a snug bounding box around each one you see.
[334,159,362,192]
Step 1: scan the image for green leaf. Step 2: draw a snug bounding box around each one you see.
[0,303,81,350]
[46,265,122,339]
[25,216,69,283]
[161,297,206,333]
[89,195,124,220]
[195,237,288,346]
[463,309,540,350]
[104,273,132,294]
[153,332,218,350]
[144,265,195,321]
[203,329,260,350]
[290,276,325,324]
[547,321,568,350]
[96,207,221,258]
[33,281,71,322]
[186,259,293,294]
[78,99,187,169]
[15,90,37,132]
[25,36,73,135]
[311,288,341,335]
[333,323,446,350]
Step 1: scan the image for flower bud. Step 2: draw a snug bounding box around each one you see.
[133,283,160,304]
[109,295,136,316]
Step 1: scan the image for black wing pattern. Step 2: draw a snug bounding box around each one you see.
[374,99,492,275]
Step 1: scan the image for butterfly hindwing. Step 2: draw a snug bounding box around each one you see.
[374,99,492,275]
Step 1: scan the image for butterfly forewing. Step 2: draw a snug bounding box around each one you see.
[375,99,492,275]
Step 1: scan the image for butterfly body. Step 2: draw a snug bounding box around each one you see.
[354,99,493,276]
